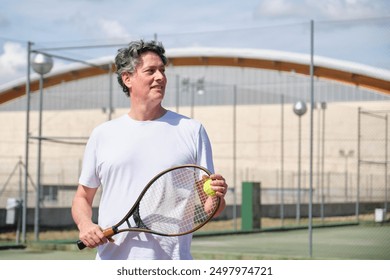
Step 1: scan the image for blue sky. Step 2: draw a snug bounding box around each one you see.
[0,0,389,85]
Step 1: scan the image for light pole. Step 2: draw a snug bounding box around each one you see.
[280,95,285,225]
[175,75,180,113]
[339,149,354,201]
[293,100,307,223]
[22,41,33,244]
[181,78,205,118]
[320,102,327,220]
[232,85,237,231]
[31,52,53,241]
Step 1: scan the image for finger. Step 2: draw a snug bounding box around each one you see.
[210,185,227,196]
[211,179,227,188]
[210,174,224,180]
[83,229,107,248]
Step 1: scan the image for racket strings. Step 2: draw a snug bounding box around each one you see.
[138,167,219,235]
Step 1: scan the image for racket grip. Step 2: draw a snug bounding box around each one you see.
[76,228,115,250]
[77,240,87,250]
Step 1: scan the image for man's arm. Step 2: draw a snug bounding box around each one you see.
[71,185,107,248]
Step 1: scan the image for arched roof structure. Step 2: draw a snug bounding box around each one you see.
[0,48,389,105]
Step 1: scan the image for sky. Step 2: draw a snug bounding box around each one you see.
[0,0,389,85]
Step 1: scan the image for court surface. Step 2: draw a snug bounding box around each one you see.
[0,224,389,260]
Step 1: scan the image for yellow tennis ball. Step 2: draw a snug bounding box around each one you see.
[203,178,216,196]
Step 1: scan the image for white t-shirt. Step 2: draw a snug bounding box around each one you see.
[78,110,214,260]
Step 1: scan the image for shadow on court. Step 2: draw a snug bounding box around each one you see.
[1,224,389,260]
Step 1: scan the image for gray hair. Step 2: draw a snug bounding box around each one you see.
[115,40,167,97]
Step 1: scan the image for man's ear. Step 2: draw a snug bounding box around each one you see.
[122,72,132,89]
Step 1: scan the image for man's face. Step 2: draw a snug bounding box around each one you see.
[122,51,167,104]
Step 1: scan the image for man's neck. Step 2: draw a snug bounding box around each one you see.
[128,105,167,121]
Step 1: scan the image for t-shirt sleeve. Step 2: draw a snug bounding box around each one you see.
[197,125,215,174]
[78,129,101,188]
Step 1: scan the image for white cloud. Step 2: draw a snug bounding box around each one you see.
[0,41,69,84]
[0,42,26,83]
[97,19,131,39]
[255,0,390,20]
[256,0,296,17]
[308,0,387,20]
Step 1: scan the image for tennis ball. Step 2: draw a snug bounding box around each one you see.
[203,178,216,196]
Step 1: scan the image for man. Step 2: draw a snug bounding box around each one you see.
[71,40,227,260]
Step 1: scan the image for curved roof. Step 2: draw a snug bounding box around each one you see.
[1,47,389,105]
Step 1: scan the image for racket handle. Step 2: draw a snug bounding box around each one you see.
[77,240,87,250]
[76,228,115,250]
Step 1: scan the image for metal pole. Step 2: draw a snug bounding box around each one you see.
[280,94,285,225]
[345,155,348,201]
[22,41,33,244]
[17,158,22,244]
[320,102,326,220]
[317,103,321,203]
[327,171,331,199]
[297,116,302,223]
[357,107,361,222]
[233,85,237,231]
[190,84,194,119]
[108,63,113,121]
[175,75,180,113]
[308,19,315,258]
[34,74,44,241]
[293,101,307,222]
[385,114,388,213]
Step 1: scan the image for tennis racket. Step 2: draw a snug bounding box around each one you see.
[77,164,220,250]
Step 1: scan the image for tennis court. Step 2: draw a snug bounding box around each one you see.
[1,223,389,260]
